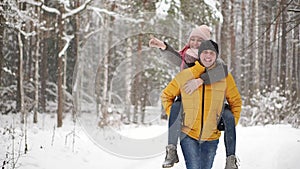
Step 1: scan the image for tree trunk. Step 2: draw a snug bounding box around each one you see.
[125,38,133,124]
[270,1,281,90]
[18,32,25,123]
[141,77,147,124]
[33,5,40,123]
[295,24,300,100]
[220,0,230,64]
[137,32,143,124]
[280,0,287,96]
[240,0,248,102]
[99,2,116,127]
[57,5,64,127]
[290,4,299,103]
[230,0,235,71]
[253,0,260,92]
[72,0,80,120]
[247,0,256,103]
[264,2,272,91]
[40,41,48,114]
[0,7,4,85]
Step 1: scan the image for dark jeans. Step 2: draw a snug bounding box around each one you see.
[168,100,236,157]
[168,97,182,145]
[222,107,236,157]
[180,135,219,169]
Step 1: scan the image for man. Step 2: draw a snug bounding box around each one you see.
[161,40,242,169]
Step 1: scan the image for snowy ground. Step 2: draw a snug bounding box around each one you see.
[1,113,300,169]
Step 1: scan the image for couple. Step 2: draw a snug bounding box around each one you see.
[149,25,242,169]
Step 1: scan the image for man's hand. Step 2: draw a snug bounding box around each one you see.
[183,78,204,95]
[149,35,166,50]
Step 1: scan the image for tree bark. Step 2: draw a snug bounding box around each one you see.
[0,5,4,85]
[230,0,238,84]
[33,5,40,123]
[264,2,272,91]
[247,0,256,102]
[18,32,25,123]
[280,0,287,96]
[240,0,248,102]
[220,0,230,64]
[57,5,64,127]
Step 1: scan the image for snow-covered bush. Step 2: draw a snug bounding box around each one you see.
[239,88,299,127]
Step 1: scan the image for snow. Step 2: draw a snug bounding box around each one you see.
[156,0,172,18]
[204,0,223,22]
[1,113,300,169]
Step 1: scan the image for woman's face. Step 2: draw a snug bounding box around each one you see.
[189,36,204,49]
[199,50,217,68]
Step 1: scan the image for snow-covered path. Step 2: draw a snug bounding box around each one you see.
[1,114,300,169]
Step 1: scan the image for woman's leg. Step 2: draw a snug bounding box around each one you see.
[222,107,236,157]
[222,107,239,169]
[199,140,219,169]
[168,100,182,145]
[162,98,182,168]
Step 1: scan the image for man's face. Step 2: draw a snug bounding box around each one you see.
[199,50,217,68]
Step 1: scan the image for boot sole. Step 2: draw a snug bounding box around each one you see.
[162,160,179,168]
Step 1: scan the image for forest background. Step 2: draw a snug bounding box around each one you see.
[0,0,299,129]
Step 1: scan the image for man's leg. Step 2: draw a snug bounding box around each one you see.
[200,140,219,169]
[180,134,201,169]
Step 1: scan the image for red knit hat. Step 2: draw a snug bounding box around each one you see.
[188,25,211,41]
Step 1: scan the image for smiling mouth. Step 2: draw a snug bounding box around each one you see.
[204,58,213,62]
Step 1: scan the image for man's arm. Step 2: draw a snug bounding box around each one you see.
[225,74,242,125]
[161,79,181,116]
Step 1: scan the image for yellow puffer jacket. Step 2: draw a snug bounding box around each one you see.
[161,61,242,141]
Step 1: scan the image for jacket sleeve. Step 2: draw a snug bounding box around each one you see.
[159,42,182,67]
[225,74,242,125]
[189,61,206,77]
[161,79,181,116]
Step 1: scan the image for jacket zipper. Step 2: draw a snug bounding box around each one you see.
[199,84,205,141]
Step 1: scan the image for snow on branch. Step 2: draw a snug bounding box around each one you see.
[18,28,36,38]
[62,0,93,19]
[41,5,60,15]
[5,22,36,38]
[20,0,60,15]
[59,33,75,58]
[88,6,144,24]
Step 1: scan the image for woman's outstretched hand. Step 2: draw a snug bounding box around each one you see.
[149,35,167,50]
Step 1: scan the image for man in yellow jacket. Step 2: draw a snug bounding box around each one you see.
[161,40,242,169]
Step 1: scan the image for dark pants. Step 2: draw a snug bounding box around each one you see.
[180,135,219,169]
[222,108,236,156]
[168,100,236,157]
[167,97,182,145]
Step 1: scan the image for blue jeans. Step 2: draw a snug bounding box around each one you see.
[168,98,182,145]
[180,134,219,169]
[168,100,236,158]
[222,107,236,157]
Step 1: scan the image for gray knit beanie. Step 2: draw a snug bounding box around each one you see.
[198,40,219,57]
